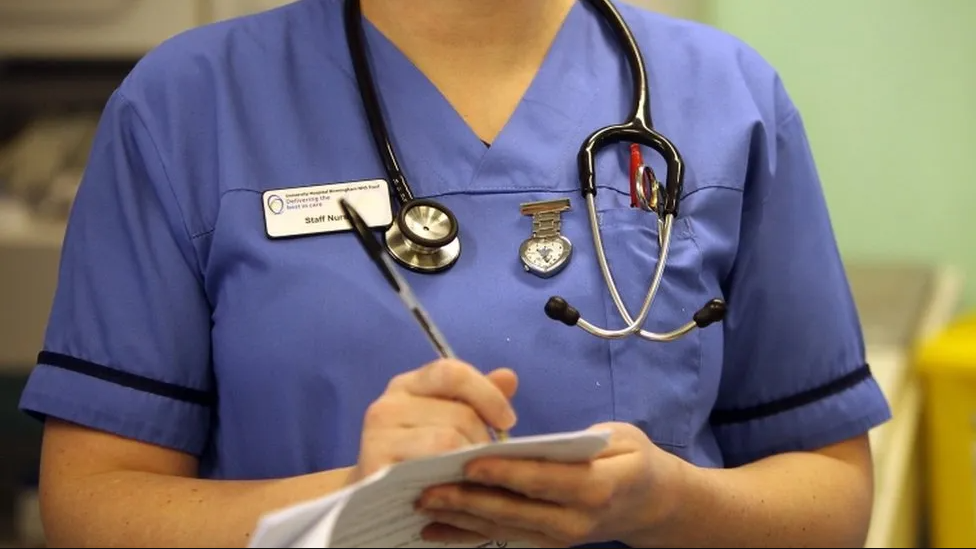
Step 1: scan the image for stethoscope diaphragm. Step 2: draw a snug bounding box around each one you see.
[384,198,461,273]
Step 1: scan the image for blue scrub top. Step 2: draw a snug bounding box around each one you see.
[21,0,890,523]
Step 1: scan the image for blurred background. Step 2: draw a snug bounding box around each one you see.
[0,1,973,547]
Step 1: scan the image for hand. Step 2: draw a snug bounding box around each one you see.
[350,359,519,484]
[414,422,685,548]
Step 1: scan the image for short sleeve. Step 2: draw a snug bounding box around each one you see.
[18,90,214,456]
[710,93,892,467]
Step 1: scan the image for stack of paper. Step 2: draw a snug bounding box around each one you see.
[248,430,611,548]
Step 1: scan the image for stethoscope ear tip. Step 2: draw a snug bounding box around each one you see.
[693,298,727,328]
[545,296,580,327]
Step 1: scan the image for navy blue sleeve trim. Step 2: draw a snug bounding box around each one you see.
[37,351,215,407]
[709,364,873,426]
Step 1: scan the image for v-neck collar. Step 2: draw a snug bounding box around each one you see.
[321,0,604,198]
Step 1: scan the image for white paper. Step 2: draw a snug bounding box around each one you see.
[249,430,610,549]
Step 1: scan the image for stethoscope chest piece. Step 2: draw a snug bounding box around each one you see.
[384,198,461,273]
[519,198,573,279]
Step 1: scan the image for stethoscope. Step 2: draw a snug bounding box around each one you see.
[343,0,727,342]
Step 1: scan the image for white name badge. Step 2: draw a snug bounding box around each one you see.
[262,179,394,239]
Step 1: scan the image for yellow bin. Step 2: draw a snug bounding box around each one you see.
[917,313,976,547]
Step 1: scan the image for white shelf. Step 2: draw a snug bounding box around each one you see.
[210,0,295,22]
[0,0,206,59]
[863,265,965,548]
[0,218,64,373]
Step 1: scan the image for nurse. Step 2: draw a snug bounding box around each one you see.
[20,0,891,547]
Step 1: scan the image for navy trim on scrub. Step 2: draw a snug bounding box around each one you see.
[36,351,215,407]
[709,364,873,425]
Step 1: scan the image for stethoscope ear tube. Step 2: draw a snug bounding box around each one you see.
[345,0,462,274]
[544,0,728,343]
[577,123,684,218]
[343,0,729,344]
[548,294,727,331]
[343,0,413,206]
[693,299,728,327]
[578,0,683,218]
[546,193,728,342]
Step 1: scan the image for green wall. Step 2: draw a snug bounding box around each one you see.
[703,0,976,309]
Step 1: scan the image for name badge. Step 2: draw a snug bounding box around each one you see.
[262,179,394,239]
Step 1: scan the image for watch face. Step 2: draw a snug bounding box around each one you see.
[520,235,572,277]
[524,238,565,267]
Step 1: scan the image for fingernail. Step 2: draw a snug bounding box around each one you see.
[422,498,445,510]
[503,410,517,429]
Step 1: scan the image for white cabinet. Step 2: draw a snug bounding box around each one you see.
[210,0,296,22]
[0,0,206,58]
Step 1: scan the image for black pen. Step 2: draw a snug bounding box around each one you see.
[339,198,508,441]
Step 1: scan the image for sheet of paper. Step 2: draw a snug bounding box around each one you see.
[248,429,610,549]
[329,430,610,548]
[248,485,354,548]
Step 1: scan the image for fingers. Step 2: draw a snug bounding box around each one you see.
[355,360,520,480]
[486,368,519,400]
[586,422,647,458]
[419,522,488,545]
[421,512,562,548]
[363,395,494,446]
[417,484,595,546]
[463,459,603,507]
[358,426,484,477]
[389,359,518,433]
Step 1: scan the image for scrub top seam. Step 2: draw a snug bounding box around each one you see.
[753,105,803,210]
[203,183,743,242]
[543,73,608,195]
[681,183,743,200]
[237,14,276,57]
[312,6,462,197]
[190,227,216,241]
[116,90,205,278]
[689,223,707,429]
[776,103,801,133]
[212,181,742,202]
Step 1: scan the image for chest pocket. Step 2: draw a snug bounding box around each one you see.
[596,206,706,452]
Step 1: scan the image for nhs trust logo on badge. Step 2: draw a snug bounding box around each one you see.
[266,194,286,215]
[261,179,394,239]
[268,189,331,214]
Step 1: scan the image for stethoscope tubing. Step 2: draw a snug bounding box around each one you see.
[342,0,728,338]
[343,0,413,206]
[581,193,687,342]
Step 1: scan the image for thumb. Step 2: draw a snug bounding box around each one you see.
[487,368,519,401]
[588,422,648,457]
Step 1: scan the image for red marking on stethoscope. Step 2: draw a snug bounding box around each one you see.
[629,144,642,208]
[629,144,659,210]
